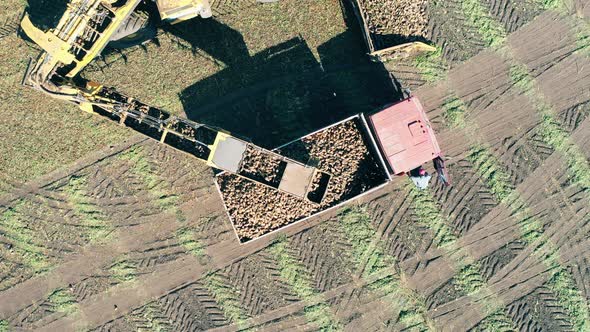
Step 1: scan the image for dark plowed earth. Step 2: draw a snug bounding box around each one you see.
[168,280,231,329]
[478,240,526,282]
[509,11,582,79]
[559,100,590,133]
[96,280,230,332]
[426,0,486,63]
[117,301,177,331]
[366,186,433,263]
[7,299,62,329]
[71,276,114,303]
[482,0,544,33]
[328,277,407,330]
[223,251,299,316]
[426,278,467,310]
[127,215,222,260]
[492,127,554,186]
[115,240,189,274]
[290,220,357,292]
[431,159,497,235]
[507,285,575,332]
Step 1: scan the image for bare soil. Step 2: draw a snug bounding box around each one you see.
[218,118,387,242]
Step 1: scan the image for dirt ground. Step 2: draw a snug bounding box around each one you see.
[1,0,590,331]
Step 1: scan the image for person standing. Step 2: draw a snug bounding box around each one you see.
[409,166,432,190]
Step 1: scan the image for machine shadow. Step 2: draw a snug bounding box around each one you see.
[178,0,403,148]
[25,0,70,31]
[24,0,405,150]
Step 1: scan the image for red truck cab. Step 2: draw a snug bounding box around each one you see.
[367,97,450,185]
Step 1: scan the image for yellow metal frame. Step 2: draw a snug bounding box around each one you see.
[21,15,77,65]
[156,0,211,23]
[21,0,144,79]
[67,0,143,77]
[369,41,437,63]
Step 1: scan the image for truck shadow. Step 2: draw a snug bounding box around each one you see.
[178,0,404,148]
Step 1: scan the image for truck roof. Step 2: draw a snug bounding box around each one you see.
[368,97,441,175]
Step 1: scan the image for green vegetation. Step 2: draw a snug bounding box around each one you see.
[269,237,341,331]
[506,64,590,192]
[538,116,590,191]
[407,184,516,329]
[119,147,179,211]
[414,47,449,83]
[175,209,187,223]
[339,207,392,277]
[577,28,590,56]
[338,208,434,331]
[460,0,507,48]
[467,146,514,202]
[442,97,468,129]
[0,202,50,273]
[537,0,570,13]
[137,302,173,332]
[303,303,341,331]
[176,228,205,258]
[0,26,126,186]
[47,288,78,314]
[63,176,112,243]
[517,215,543,244]
[509,64,535,94]
[109,259,139,283]
[473,308,517,332]
[367,274,398,293]
[408,186,457,248]
[546,267,590,331]
[0,319,9,332]
[204,273,249,329]
[538,0,560,9]
[454,263,486,295]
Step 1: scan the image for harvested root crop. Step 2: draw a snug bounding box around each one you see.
[218,119,387,242]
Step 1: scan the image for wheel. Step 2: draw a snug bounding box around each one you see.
[108,11,157,49]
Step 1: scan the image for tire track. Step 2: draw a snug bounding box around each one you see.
[289,220,357,293]
[426,0,487,63]
[222,252,299,317]
[483,0,545,33]
[429,119,590,330]
[431,158,497,236]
